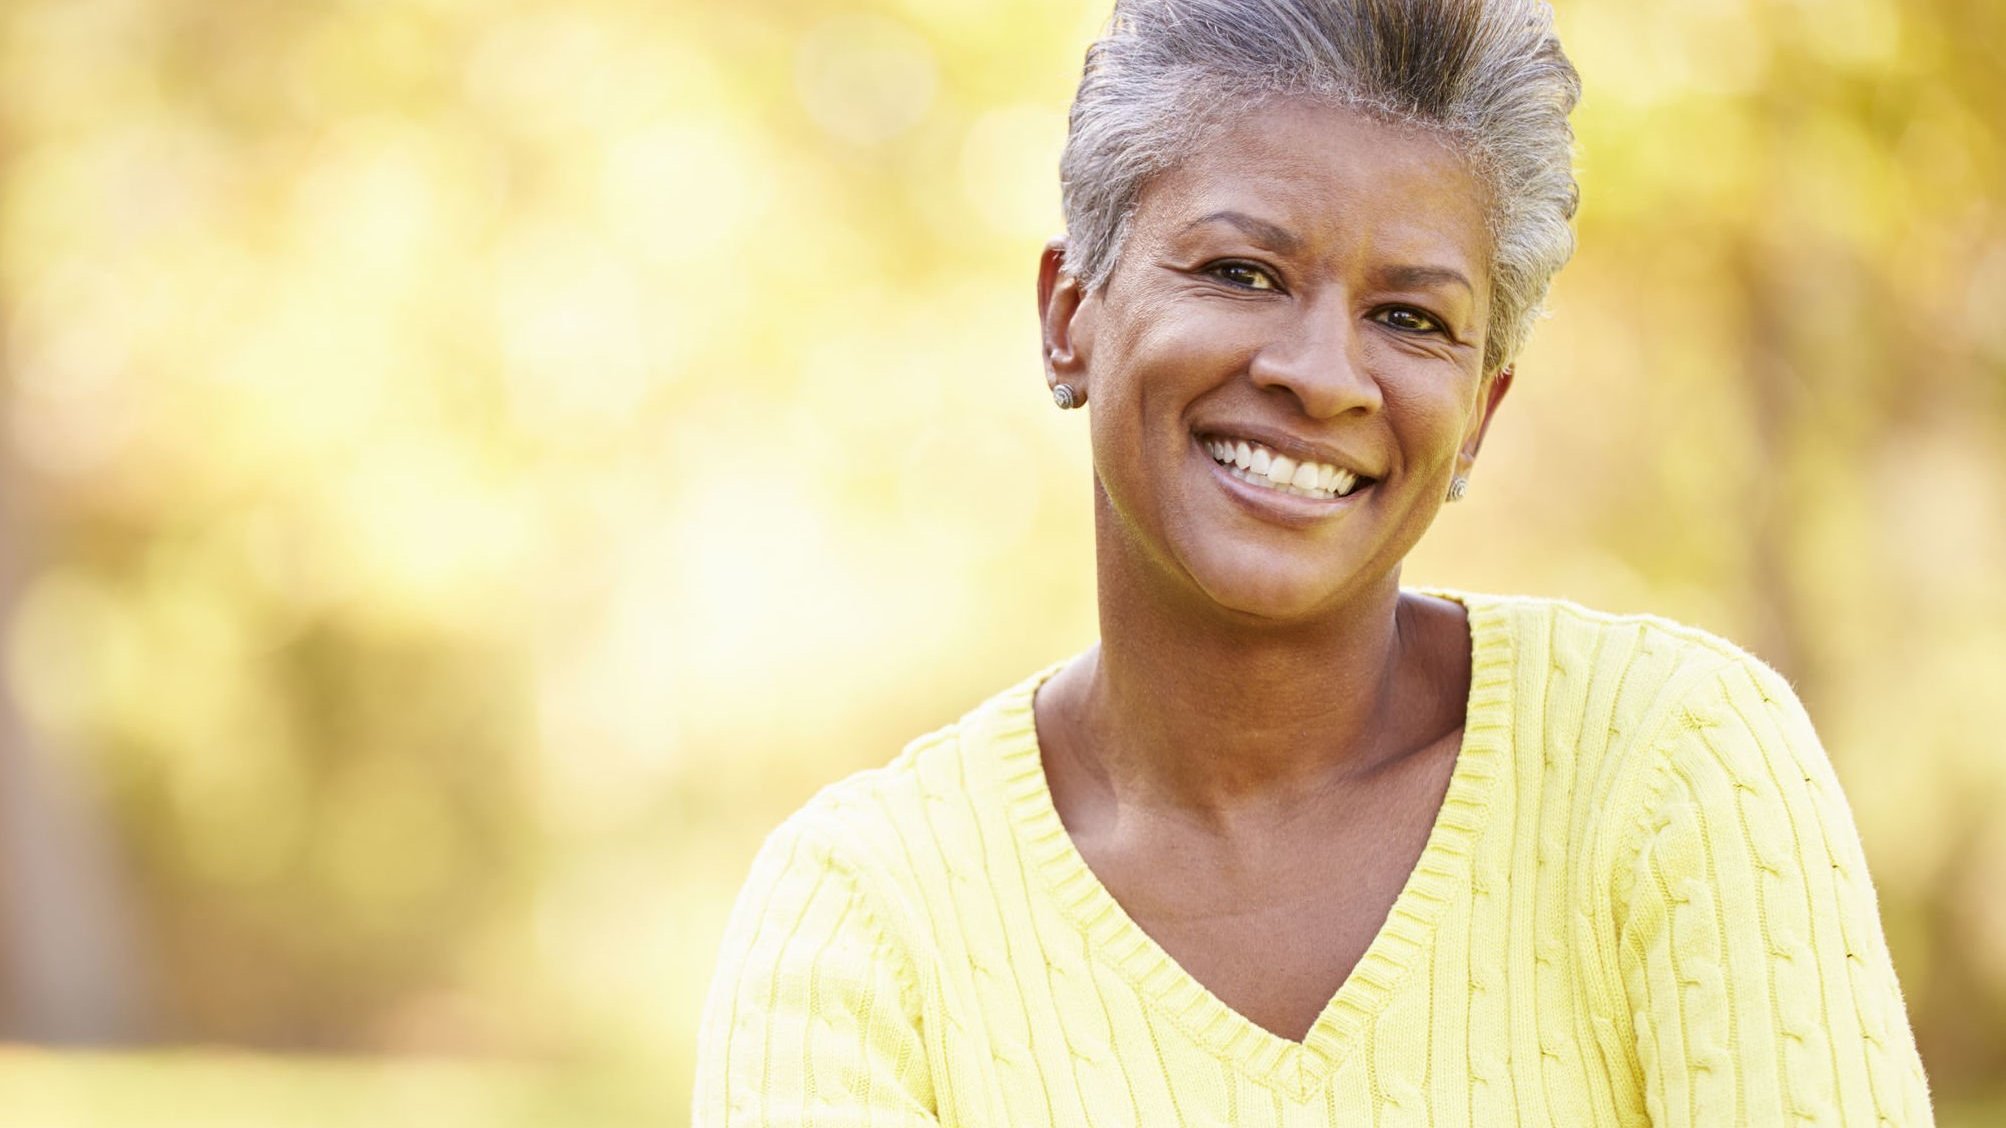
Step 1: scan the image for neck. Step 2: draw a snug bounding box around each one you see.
[1058,510,1439,830]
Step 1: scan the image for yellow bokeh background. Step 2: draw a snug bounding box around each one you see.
[1,0,2001,1123]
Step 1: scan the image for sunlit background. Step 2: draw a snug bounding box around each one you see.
[0,0,2001,1123]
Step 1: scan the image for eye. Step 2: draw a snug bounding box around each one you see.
[1375,306,1446,334]
[1205,260,1282,292]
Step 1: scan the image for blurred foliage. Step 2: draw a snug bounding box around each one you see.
[0,1048,674,1126]
[0,0,2000,1121]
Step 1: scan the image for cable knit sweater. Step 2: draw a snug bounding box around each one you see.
[692,592,1933,1125]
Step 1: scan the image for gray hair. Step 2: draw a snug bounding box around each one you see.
[1060,0,1582,372]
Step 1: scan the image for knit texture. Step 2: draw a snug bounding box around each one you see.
[692,592,1934,1125]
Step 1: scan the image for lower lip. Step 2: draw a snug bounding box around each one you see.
[1199,439,1370,528]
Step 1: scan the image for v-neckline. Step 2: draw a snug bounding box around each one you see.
[985,589,1516,1100]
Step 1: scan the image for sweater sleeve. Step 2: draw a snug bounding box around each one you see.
[692,810,938,1127]
[1616,658,1933,1127]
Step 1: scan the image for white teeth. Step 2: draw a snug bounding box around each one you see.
[1201,435,1371,501]
[1222,464,1335,499]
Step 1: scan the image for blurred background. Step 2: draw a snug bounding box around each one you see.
[0,0,2001,1123]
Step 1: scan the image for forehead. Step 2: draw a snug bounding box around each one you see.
[1130,99,1492,270]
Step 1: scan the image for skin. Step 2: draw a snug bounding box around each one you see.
[1031,98,1515,1043]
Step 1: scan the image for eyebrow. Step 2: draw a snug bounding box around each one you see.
[1373,264,1475,298]
[1182,211,1475,298]
[1181,210,1303,255]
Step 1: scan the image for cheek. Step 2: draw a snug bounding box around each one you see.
[1096,313,1207,414]
[1377,372,1479,465]
[1127,305,1262,399]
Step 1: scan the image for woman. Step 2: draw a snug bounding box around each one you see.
[694,0,1934,1123]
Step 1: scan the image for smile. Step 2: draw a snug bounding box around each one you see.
[1200,437,1373,501]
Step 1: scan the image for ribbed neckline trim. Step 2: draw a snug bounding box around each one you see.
[974,588,1516,1100]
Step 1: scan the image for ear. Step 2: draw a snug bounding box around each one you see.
[1454,364,1514,474]
[1037,239,1094,401]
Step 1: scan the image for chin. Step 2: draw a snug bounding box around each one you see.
[1181,544,1369,623]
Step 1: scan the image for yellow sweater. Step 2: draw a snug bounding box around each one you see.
[693,593,1933,1125]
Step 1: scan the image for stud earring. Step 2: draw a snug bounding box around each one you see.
[1051,384,1080,410]
[1445,476,1469,503]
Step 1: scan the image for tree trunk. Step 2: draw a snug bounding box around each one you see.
[0,216,148,1043]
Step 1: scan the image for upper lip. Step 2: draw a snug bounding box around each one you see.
[1194,424,1381,481]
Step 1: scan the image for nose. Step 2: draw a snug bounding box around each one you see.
[1246,296,1383,419]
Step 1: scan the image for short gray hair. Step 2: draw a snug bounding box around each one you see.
[1060,0,1582,372]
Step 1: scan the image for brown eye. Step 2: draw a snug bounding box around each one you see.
[1377,307,1444,334]
[1209,261,1280,291]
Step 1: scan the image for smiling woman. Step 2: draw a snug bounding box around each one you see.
[1042,101,1498,617]
[692,1,1935,1125]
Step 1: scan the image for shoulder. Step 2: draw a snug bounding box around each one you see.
[1459,595,1863,914]
[1615,641,1850,876]
[1453,593,1880,937]
[747,660,1064,913]
[1452,588,1795,733]
[1445,589,1826,845]
[1486,605,1941,1122]
[1453,587,1772,690]
[1453,586,1791,720]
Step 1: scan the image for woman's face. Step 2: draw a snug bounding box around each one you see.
[1041,99,1509,621]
